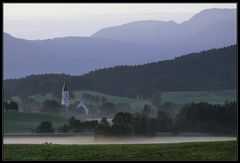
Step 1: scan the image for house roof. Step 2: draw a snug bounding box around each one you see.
[62,82,68,91]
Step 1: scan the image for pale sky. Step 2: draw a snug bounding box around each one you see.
[4,3,237,40]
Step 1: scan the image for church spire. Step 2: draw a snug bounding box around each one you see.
[61,81,70,107]
[62,81,68,91]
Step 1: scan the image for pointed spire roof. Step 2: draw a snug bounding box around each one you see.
[62,81,68,91]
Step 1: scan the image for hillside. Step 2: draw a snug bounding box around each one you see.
[4,8,236,79]
[4,45,237,99]
[81,45,237,97]
[74,90,236,106]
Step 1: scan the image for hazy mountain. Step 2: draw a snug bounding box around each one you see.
[4,33,166,79]
[4,8,236,79]
[91,8,236,43]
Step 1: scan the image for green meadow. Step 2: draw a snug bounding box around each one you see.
[74,90,152,108]
[3,141,237,160]
[3,112,68,134]
[161,90,236,104]
[74,89,236,107]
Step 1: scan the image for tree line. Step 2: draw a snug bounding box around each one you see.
[174,101,237,134]
[35,101,237,136]
[95,101,237,137]
[35,117,99,133]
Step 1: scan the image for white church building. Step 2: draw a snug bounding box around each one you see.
[61,82,89,114]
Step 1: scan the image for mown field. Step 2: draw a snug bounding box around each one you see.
[3,141,237,160]
[4,112,68,134]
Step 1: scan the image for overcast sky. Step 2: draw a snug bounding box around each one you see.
[4,3,237,40]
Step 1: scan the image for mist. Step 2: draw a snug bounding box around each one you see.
[4,134,236,145]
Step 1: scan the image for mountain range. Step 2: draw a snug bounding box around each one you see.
[4,8,236,79]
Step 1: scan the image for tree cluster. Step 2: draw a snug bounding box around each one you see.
[35,121,54,133]
[3,101,18,111]
[35,117,99,133]
[82,93,108,105]
[41,99,62,114]
[95,106,173,138]
[98,102,134,118]
[58,117,99,133]
[174,101,237,135]
[95,101,237,137]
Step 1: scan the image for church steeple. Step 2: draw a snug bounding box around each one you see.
[62,81,68,91]
[61,81,70,107]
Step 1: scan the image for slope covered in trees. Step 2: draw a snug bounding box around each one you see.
[4,45,237,99]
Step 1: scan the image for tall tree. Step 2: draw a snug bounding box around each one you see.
[3,101,18,111]
[41,99,61,114]
[36,121,54,133]
[151,92,162,106]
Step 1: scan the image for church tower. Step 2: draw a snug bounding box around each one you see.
[61,82,70,107]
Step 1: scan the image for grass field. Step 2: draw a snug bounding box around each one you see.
[74,90,236,107]
[3,141,237,160]
[162,90,237,104]
[14,90,236,109]
[74,90,152,108]
[4,112,68,134]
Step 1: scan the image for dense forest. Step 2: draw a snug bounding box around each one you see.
[4,45,236,99]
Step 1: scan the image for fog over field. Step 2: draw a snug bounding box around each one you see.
[4,134,237,145]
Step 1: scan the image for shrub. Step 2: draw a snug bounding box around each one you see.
[36,121,54,133]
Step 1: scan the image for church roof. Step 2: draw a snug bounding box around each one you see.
[62,82,68,91]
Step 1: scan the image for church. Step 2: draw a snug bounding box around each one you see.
[61,82,89,114]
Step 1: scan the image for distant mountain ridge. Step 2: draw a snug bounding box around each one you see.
[91,8,236,43]
[4,8,236,79]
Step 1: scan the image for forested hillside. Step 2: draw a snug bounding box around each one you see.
[4,45,236,99]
